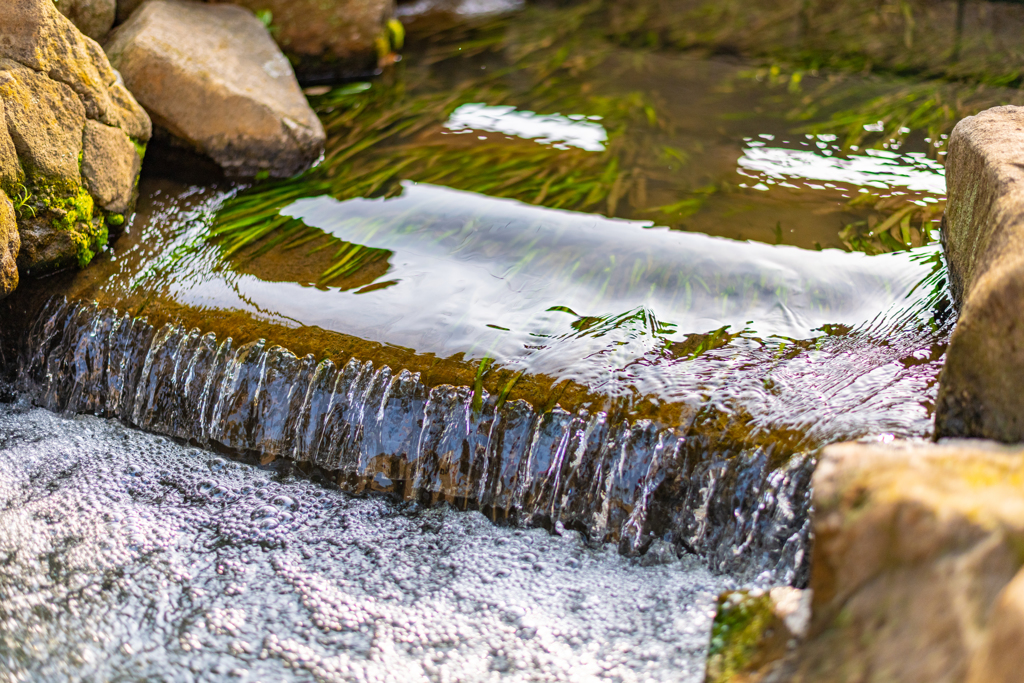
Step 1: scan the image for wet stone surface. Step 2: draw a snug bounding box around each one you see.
[0,402,731,682]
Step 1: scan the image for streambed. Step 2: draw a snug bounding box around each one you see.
[0,4,958,681]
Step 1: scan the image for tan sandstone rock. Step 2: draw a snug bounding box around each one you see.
[115,0,146,24]
[81,120,141,215]
[937,106,1024,441]
[778,439,1024,683]
[0,0,150,140]
[106,0,326,179]
[0,192,19,298]
[0,65,86,183]
[966,567,1024,683]
[0,0,151,282]
[53,0,117,41]
[208,0,394,66]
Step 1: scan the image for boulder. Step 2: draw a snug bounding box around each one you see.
[52,0,116,41]
[937,106,1024,441]
[759,440,1024,683]
[105,0,326,179]
[0,0,151,282]
[208,0,394,67]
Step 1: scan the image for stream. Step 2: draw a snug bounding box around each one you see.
[0,3,954,681]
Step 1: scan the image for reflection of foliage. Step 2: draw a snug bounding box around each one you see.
[786,77,1024,158]
[669,325,744,360]
[212,3,681,281]
[604,0,1024,88]
[838,193,944,254]
[213,0,969,275]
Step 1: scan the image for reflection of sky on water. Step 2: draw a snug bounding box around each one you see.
[396,0,524,17]
[125,182,940,408]
[737,136,946,195]
[445,103,608,152]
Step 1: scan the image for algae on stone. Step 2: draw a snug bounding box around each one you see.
[0,0,151,289]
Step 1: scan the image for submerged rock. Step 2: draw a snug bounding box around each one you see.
[52,0,116,41]
[0,0,150,285]
[740,440,1024,683]
[209,0,395,74]
[105,0,326,179]
[937,106,1024,441]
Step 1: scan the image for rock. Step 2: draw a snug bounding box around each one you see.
[81,120,141,215]
[208,0,394,67]
[105,0,326,179]
[774,440,1024,683]
[967,567,1024,683]
[0,0,151,278]
[115,0,146,24]
[0,66,86,183]
[937,106,1024,441]
[52,0,116,41]
[0,104,19,188]
[0,0,151,139]
[705,587,810,683]
[0,192,19,298]
[640,539,678,566]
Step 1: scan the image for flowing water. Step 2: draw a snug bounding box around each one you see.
[0,3,956,680]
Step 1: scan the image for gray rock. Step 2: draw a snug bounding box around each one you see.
[82,119,140,215]
[639,539,677,566]
[936,106,1024,441]
[768,440,1024,683]
[0,192,18,299]
[967,567,1024,683]
[53,0,117,41]
[106,0,326,178]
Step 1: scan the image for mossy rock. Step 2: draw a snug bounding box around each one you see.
[706,590,791,683]
[0,0,151,295]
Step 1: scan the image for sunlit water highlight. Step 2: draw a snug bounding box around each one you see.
[445,104,608,151]
[738,139,946,195]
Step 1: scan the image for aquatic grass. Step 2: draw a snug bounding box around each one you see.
[837,193,944,254]
[210,0,980,281]
[211,6,676,281]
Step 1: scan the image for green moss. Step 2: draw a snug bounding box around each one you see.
[705,591,777,683]
[132,139,147,162]
[19,173,106,269]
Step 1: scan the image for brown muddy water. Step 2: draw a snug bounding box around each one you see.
[0,3,955,681]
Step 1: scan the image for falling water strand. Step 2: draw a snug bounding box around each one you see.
[14,297,814,584]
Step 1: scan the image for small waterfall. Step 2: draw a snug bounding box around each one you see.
[10,297,813,584]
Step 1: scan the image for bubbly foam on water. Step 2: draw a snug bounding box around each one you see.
[0,404,730,682]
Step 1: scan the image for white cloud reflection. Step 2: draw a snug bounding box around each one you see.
[445,103,607,152]
[738,144,946,195]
